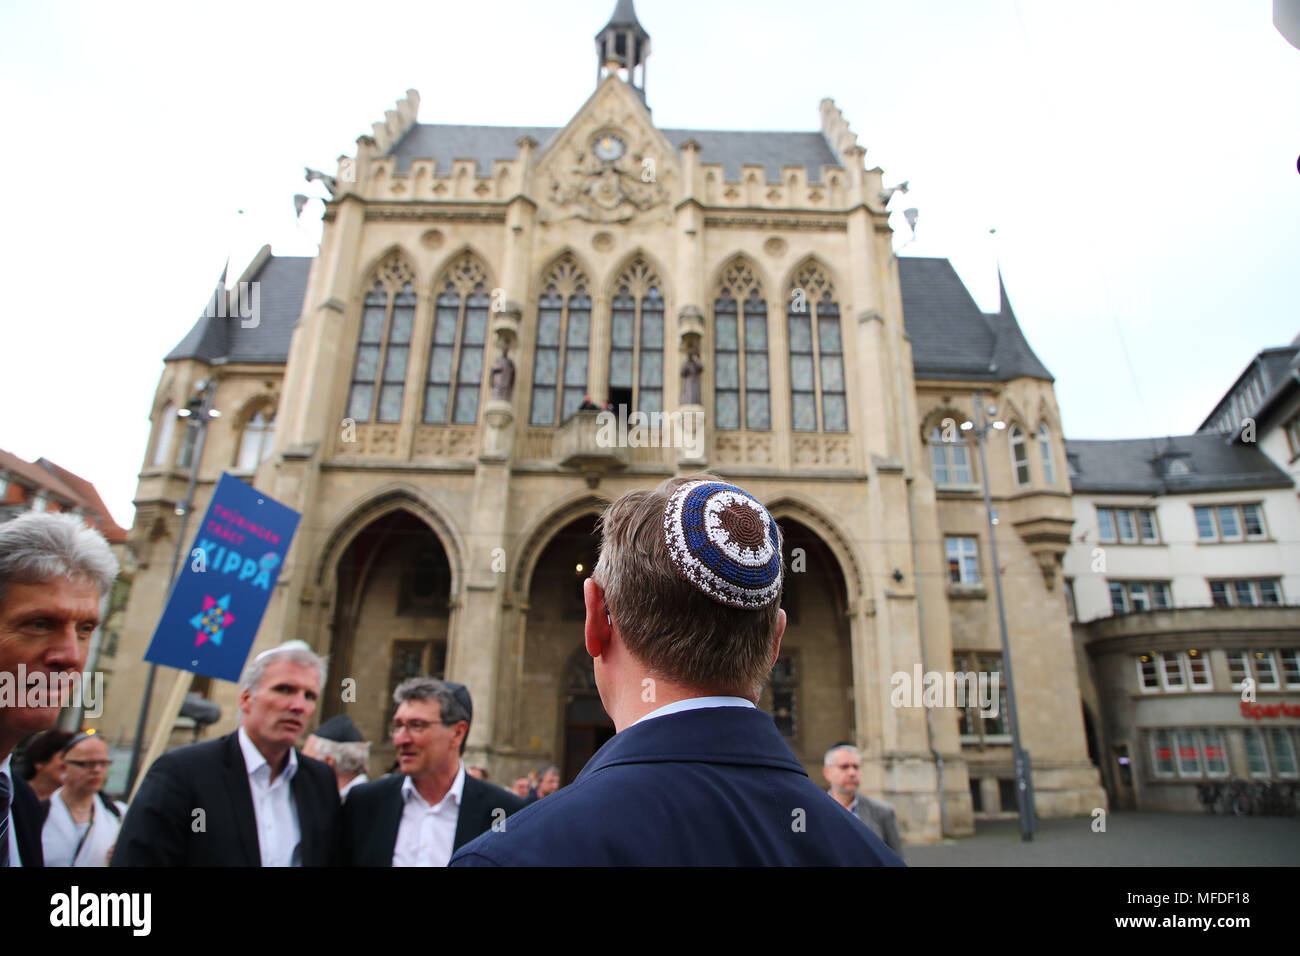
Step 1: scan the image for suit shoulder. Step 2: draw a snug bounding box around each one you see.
[346,774,402,805]
[465,776,528,813]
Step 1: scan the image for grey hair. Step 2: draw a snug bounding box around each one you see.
[0,511,119,606]
[538,765,560,777]
[240,640,327,695]
[392,676,469,726]
[824,743,861,767]
[312,738,370,777]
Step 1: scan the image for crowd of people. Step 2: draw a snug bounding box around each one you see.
[1,477,906,867]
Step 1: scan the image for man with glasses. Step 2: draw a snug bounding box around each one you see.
[340,678,526,866]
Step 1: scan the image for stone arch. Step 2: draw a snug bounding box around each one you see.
[781,253,845,306]
[602,247,672,304]
[533,247,594,297]
[357,244,419,292]
[313,483,467,600]
[509,489,612,597]
[919,404,970,445]
[709,252,769,299]
[429,246,496,296]
[764,493,866,602]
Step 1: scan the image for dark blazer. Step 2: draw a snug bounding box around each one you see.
[111,731,340,867]
[835,788,905,858]
[11,772,45,867]
[341,770,528,866]
[451,706,906,867]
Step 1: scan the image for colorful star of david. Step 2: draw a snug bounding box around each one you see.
[190,594,235,648]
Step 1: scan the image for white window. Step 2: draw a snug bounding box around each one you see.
[1270,728,1298,778]
[1285,415,1300,459]
[1228,651,1250,689]
[236,410,276,471]
[1159,651,1185,691]
[1186,649,1212,690]
[176,420,199,469]
[1097,507,1158,544]
[1109,581,1170,615]
[1097,509,1117,543]
[1253,651,1279,689]
[1196,503,1267,542]
[1037,424,1056,485]
[1209,579,1283,607]
[929,428,973,485]
[1150,729,1176,778]
[1241,504,1266,539]
[1174,730,1202,777]
[31,492,48,513]
[945,536,980,585]
[1137,653,1160,691]
[1202,730,1229,777]
[1217,506,1241,540]
[1194,506,1216,541]
[152,403,177,467]
[1244,728,1270,778]
[1281,650,1300,689]
[1009,426,1030,486]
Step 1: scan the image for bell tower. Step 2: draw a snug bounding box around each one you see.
[595,0,651,101]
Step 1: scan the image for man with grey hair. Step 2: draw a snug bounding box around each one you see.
[341,677,526,866]
[112,640,340,866]
[302,715,370,800]
[823,743,904,857]
[1,511,118,867]
[451,476,902,866]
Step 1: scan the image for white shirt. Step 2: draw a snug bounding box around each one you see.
[631,696,756,727]
[237,726,301,867]
[392,762,465,867]
[42,787,126,867]
[1,754,20,867]
[339,773,368,802]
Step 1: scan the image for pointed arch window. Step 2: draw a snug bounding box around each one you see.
[347,255,417,423]
[1038,423,1056,485]
[788,263,846,432]
[714,259,768,431]
[152,403,176,467]
[424,254,490,425]
[530,255,591,425]
[1010,426,1030,486]
[608,257,664,414]
[236,409,276,470]
[929,427,973,485]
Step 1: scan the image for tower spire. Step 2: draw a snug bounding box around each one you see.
[595,0,651,102]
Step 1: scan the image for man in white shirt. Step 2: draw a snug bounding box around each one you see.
[340,678,526,866]
[112,641,341,866]
[302,715,370,801]
[0,512,119,868]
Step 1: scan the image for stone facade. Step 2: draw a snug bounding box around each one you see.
[94,6,1105,842]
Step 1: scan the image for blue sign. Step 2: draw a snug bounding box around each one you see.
[144,473,301,682]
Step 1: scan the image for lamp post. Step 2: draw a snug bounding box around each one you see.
[962,389,1037,841]
[125,379,220,793]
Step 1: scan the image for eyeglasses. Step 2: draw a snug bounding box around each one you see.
[66,760,111,769]
[389,719,464,736]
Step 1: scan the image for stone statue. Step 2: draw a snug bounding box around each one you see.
[489,344,515,402]
[681,349,703,406]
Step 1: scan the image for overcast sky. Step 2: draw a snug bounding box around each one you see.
[2,0,1296,528]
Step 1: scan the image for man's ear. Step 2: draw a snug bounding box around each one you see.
[770,608,787,668]
[584,576,611,659]
[237,687,251,717]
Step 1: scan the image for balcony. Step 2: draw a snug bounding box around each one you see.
[555,410,629,474]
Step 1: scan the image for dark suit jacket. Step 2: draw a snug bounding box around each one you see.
[341,771,527,866]
[11,772,44,867]
[450,706,906,866]
[111,731,340,867]
[834,788,904,858]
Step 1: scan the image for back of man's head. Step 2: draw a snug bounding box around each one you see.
[593,475,783,699]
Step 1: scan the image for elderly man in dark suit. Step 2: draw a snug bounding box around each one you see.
[823,743,904,858]
[341,679,526,866]
[112,640,339,866]
[0,513,118,868]
[451,476,903,867]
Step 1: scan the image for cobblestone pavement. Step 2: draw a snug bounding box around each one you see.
[904,812,1300,866]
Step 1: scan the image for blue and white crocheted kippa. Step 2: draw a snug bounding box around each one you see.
[662,479,782,610]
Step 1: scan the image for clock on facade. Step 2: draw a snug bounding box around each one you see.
[592,133,626,162]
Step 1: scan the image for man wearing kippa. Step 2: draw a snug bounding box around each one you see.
[450,475,903,866]
[302,715,371,801]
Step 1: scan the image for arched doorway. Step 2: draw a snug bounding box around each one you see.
[521,514,601,784]
[562,649,614,783]
[323,509,452,775]
[761,518,854,773]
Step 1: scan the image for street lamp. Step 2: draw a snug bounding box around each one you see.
[126,379,220,793]
[962,389,1038,842]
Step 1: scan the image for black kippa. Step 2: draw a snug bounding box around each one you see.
[442,681,473,725]
[314,715,363,743]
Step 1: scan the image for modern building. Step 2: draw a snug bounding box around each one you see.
[1066,342,1300,812]
[96,1,1105,841]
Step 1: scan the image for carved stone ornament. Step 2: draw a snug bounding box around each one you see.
[548,139,668,224]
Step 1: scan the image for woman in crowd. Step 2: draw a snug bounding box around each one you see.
[41,732,126,867]
[22,728,74,800]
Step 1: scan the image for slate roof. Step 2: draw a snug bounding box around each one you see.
[1065,434,1294,495]
[385,124,843,185]
[1197,344,1300,432]
[899,257,1053,383]
[165,256,313,365]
